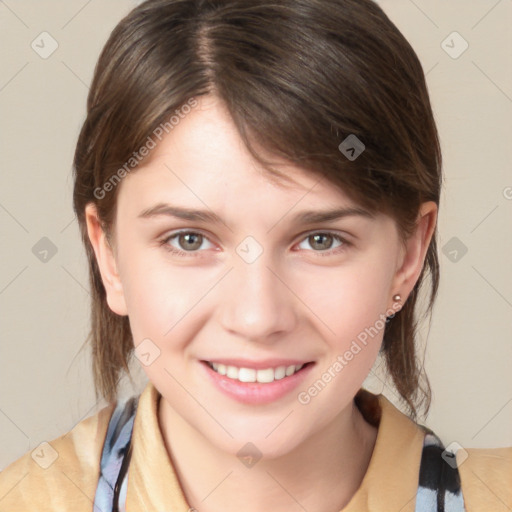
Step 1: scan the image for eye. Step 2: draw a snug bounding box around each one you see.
[160,231,214,256]
[159,230,350,258]
[296,231,349,255]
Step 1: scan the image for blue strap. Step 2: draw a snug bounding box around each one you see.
[415,429,467,511]
[93,396,138,512]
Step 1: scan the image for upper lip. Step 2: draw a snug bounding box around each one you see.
[202,358,314,370]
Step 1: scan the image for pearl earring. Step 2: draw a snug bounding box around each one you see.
[393,294,402,302]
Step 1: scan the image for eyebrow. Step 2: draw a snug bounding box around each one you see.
[137,203,375,225]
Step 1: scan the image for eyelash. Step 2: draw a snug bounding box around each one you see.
[158,230,351,258]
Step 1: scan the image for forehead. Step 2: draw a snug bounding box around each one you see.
[117,95,360,213]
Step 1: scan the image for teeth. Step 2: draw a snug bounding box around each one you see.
[208,362,305,383]
[285,365,296,376]
[226,365,238,379]
[256,368,275,383]
[274,366,286,380]
[238,367,256,382]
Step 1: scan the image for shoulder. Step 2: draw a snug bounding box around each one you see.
[458,446,512,511]
[0,401,116,512]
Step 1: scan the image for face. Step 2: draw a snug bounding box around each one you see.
[87,95,435,458]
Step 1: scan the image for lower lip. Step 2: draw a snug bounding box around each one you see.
[201,361,315,405]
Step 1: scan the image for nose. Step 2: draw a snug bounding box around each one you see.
[218,253,298,344]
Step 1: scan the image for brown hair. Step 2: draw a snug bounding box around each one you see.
[73,0,441,421]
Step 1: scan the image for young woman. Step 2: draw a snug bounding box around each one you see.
[0,1,510,511]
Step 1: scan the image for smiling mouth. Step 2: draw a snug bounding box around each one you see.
[203,361,313,384]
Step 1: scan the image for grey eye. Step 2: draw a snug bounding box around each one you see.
[298,233,343,251]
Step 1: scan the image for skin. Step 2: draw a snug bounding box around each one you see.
[86,95,437,512]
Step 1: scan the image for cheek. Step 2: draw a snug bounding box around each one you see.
[294,266,390,418]
[118,247,202,345]
[295,259,394,348]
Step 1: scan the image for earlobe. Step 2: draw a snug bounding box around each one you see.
[84,203,128,316]
[391,201,438,305]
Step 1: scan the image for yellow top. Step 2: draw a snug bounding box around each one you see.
[0,381,510,511]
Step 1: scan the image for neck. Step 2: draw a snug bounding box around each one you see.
[158,397,378,512]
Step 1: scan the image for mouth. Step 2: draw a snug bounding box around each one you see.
[200,359,316,404]
[202,360,314,384]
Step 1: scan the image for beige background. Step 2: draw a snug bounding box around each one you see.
[0,0,511,470]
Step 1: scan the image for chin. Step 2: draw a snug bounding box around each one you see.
[212,426,306,462]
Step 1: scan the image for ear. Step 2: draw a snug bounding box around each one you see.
[85,203,128,316]
[390,201,438,307]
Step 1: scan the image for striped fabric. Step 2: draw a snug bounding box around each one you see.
[93,396,137,512]
[415,430,466,511]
